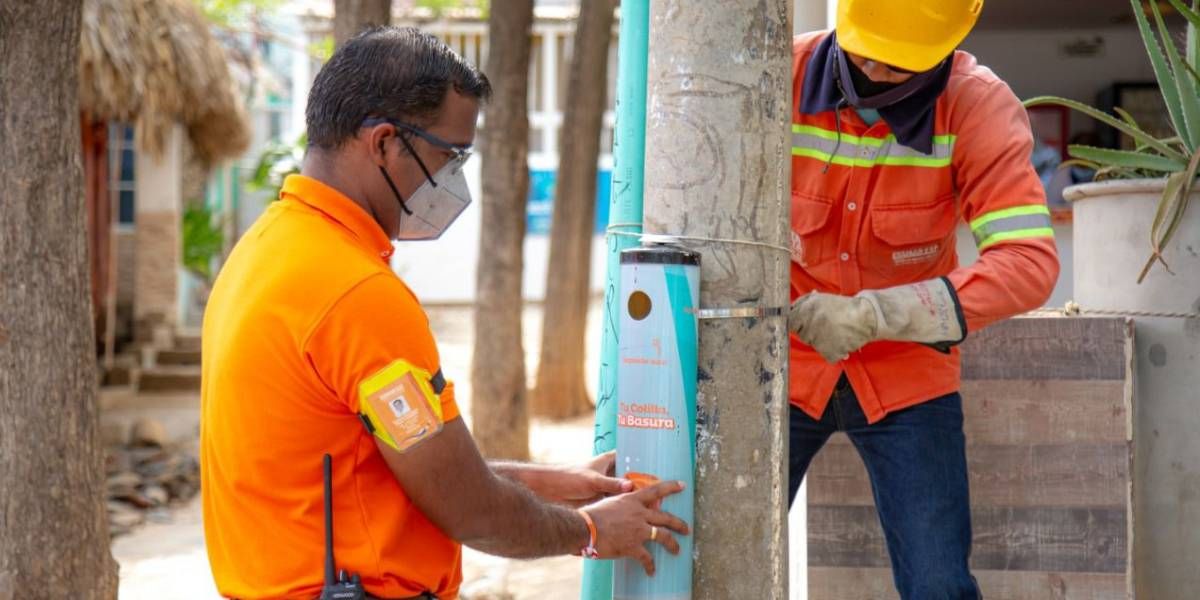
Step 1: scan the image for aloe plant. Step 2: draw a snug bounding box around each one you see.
[1024,0,1200,282]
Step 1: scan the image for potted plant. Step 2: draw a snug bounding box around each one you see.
[1025,0,1200,284]
[1024,2,1200,597]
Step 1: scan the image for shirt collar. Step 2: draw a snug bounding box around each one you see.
[799,32,847,116]
[280,174,394,259]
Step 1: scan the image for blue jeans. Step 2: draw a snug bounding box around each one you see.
[789,377,981,600]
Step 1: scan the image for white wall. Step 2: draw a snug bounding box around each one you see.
[961,28,1154,134]
[955,27,1138,306]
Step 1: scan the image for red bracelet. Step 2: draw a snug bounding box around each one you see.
[577,508,599,558]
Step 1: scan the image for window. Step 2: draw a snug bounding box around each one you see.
[108,124,136,225]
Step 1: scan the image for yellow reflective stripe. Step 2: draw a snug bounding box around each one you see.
[790,124,956,147]
[977,227,1055,250]
[878,155,953,167]
[792,146,952,168]
[969,204,1051,232]
[793,124,884,146]
[791,146,876,168]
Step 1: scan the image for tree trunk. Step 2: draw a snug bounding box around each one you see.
[0,2,120,598]
[530,0,617,420]
[334,0,392,48]
[643,1,792,596]
[471,0,535,460]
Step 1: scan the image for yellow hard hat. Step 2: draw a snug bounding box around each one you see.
[836,0,984,73]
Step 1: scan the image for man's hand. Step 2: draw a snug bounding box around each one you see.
[788,292,879,363]
[550,451,634,506]
[492,451,634,507]
[583,480,690,576]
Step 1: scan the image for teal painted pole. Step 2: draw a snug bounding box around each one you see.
[582,0,649,598]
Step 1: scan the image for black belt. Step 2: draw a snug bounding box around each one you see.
[308,593,435,600]
[369,594,436,600]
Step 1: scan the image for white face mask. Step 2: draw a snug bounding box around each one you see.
[390,153,472,241]
[369,118,474,241]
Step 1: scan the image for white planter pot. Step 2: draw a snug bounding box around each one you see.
[1066,179,1200,600]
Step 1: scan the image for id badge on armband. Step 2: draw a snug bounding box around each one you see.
[358,359,445,453]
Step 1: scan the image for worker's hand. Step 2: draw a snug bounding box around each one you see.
[539,451,634,507]
[788,292,879,363]
[583,480,690,576]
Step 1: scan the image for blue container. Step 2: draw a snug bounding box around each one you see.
[614,243,699,600]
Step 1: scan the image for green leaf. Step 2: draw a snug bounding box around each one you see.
[1165,0,1200,32]
[1094,166,1129,181]
[1152,0,1200,151]
[196,0,283,27]
[308,36,334,62]
[1139,170,1183,280]
[1181,58,1200,91]
[1060,158,1103,171]
[1131,0,1192,148]
[1025,95,1188,161]
[1139,143,1200,281]
[1161,147,1200,251]
[1067,144,1186,173]
[1165,0,1200,65]
[182,203,225,282]
[1114,106,1142,130]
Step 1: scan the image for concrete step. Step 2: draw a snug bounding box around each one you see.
[138,365,201,393]
[101,354,140,387]
[173,335,201,352]
[156,349,201,366]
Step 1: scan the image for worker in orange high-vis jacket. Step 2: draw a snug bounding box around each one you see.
[201,27,688,600]
[786,1,1058,598]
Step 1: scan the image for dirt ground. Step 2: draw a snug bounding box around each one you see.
[109,301,807,599]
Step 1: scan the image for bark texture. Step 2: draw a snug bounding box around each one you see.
[334,0,392,48]
[0,1,120,597]
[531,0,617,420]
[470,0,536,460]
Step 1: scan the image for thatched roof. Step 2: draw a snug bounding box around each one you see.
[80,0,250,166]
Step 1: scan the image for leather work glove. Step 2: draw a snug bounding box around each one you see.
[789,277,967,364]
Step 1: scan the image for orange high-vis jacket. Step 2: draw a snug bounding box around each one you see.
[201,175,463,599]
[789,32,1060,423]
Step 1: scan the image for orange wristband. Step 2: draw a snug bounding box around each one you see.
[577,508,599,558]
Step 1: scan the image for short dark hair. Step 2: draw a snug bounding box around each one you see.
[305,26,491,149]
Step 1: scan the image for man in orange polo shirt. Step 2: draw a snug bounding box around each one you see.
[785,1,1058,599]
[201,27,688,600]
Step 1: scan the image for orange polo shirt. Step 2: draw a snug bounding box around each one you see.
[200,174,462,599]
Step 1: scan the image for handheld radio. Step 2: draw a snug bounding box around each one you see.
[319,454,365,600]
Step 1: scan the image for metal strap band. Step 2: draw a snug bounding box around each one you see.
[686,306,786,319]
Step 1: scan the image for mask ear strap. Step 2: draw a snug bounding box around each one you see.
[379,166,413,216]
[396,132,439,188]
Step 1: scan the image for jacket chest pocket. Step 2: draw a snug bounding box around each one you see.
[791,192,838,268]
[863,195,958,278]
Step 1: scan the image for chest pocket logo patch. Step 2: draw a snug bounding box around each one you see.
[891,243,940,266]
